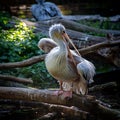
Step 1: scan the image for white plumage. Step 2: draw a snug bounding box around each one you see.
[38,24,95,97]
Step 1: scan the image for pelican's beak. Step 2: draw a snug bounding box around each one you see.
[62,33,80,56]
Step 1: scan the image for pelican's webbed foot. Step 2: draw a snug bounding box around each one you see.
[53,90,72,99]
[53,81,73,99]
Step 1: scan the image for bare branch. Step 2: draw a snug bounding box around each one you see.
[79,40,120,55]
[89,82,117,92]
[0,74,33,84]
[47,104,88,118]
[0,54,46,69]
[38,112,59,120]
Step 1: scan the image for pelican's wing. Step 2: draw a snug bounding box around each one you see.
[38,38,57,53]
[77,59,95,84]
[44,2,62,17]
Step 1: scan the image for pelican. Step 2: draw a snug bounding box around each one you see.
[38,24,95,98]
[31,0,62,21]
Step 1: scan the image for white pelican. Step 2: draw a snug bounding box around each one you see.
[38,24,95,98]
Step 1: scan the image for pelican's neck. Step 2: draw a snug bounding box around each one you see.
[56,39,68,53]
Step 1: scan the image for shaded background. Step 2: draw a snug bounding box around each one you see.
[0,0,119,18]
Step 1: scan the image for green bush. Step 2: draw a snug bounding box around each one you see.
[0,20,42,62]
[0,12,57,88]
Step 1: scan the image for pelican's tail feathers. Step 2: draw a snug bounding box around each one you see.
[62,79,88,95]
[73,78,88,95]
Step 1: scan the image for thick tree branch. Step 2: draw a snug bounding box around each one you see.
[79,39,120,55]
[89,82,117,92]
[0,74,33,84]
[21,18,107,43]
[38,112,59,120]
[0,87,119,120]
[21,18,120,49]
[63,15,120,22]
[39,17,120,36]
[0,54,46,69]
[0,87,96,110]
[16,16,120,36]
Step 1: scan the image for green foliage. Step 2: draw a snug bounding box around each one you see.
[17,62,58,88]
[0,20,41,62]
[78,19,120,36]
[78,19,120,30]
[0,12,12,30]
[0,12,57,88]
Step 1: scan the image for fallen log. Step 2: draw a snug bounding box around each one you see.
[21,18,106,44]
[21,18,120,49]
[12,17,120,51]
[0,99,88,119]
[89,82,117,92]
[41,17,120,36]
[63,15,120,22]
[38,112,59,120]
[0,87,119,120]
[0,87,96,111]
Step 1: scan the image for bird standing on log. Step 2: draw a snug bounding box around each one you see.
[38,24,95,98]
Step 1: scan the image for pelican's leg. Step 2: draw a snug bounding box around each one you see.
[64,82,73,98]
[59,81,73,98]
[53,81,73,99]
[53,81,64,96]
[62,88,73,99]
[59,81,63,91]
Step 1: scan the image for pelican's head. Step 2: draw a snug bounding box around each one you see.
[49,24,66,43]
[49,24,80,55]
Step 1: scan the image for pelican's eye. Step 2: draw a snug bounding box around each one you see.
[62,30,65,34]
